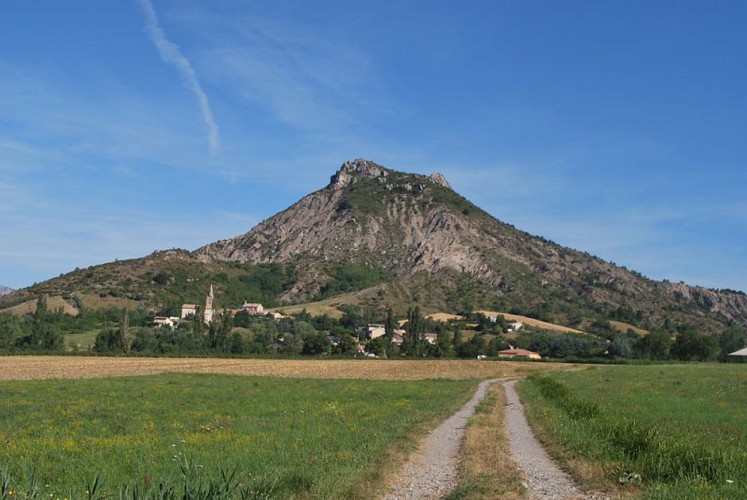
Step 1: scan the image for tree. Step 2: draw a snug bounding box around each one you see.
[671,328,719,362]
[18,295,62,351]
[340,307,363,332]
[366,336,389,357]
[607,335,634,359]
[458,334,486,358]
[636,329,672,360]
[92,310,129,354]
[116,309,129,352]
[94,328,123,353]
[331,333,357,356]
[385,307,396,338]
[0,313,24,349]
[475,313,492,333]
[229,332,246,354]
[152,271,170,285]
[207,312,233,352]
[402,306,425,357]
[301,331,331,355]
[719,326,746,362]
[486,336,508,356]
[452,328,464,354]
[432,331,453,358]
[131,327,158,352]
[191,306,205,334]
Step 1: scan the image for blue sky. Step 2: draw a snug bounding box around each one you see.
[1,0,745,292]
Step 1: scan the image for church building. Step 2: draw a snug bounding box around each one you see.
[180,285,215,324]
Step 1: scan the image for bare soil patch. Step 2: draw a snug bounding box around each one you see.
[0,356,572,382]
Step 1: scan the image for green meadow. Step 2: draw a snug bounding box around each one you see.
[0,373,475,498]
[520,364,747,499]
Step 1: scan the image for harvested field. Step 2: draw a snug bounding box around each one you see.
[609,320,648,335]
[426,312,463,322]
[478,310,585,334]
[0,356,570,381]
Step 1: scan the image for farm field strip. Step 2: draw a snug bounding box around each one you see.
[0,356,568,381]
[0,373,478,498]
[519,364,747,498]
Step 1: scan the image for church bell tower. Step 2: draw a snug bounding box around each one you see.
[204,284,214,324]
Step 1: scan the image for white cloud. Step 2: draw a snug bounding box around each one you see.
[178,11,391,134]
[138,0,221,154]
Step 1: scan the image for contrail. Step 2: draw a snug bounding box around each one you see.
[138,0,220,154]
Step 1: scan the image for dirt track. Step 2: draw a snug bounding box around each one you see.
[0,356,567,381]
[384,379,499,499]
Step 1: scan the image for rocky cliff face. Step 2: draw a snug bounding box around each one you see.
[197,159,747,329]
[197,160,497,289]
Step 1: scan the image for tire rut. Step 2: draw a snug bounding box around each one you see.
[383,378,498,499]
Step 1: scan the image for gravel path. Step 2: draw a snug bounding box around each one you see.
[503,379,593,499]
[384,378,604,500]
[384,378,498,499]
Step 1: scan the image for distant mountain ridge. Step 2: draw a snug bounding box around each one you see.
[2,159,746,332]
[0,286,13,297]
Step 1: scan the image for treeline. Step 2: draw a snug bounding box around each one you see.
[1,298,745,362]
[527,320,747,362]
[0,296,154,353]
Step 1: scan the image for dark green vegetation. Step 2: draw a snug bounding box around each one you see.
[318,263,387,299]
[520,365,747,498]
[2,290,745,363]
[515,321,746,362]
[0,250,298,316]
[0,373,475,498]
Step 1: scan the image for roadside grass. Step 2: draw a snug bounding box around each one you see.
[447,383,524,500]
[0,373,476,498]
[519,364,747,499]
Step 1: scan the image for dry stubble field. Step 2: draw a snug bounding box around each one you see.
[0,355,570,381]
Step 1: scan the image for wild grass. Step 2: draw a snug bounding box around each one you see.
[520,364,747,498]
[0,373,476,498]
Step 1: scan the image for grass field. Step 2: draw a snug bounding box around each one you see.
[0,373,477,498]
[0,356,571,498]
[519,364,747,498]
[64,330,98,351]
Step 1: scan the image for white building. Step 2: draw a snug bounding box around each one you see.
[180,285,215,324]
[366,324,386,339]
[240,302,264,315]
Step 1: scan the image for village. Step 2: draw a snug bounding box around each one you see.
[151,285,541,359]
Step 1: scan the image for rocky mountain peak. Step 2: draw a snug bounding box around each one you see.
[429,172,451,189]
[329,159,389,189]
[329,159,453,192]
